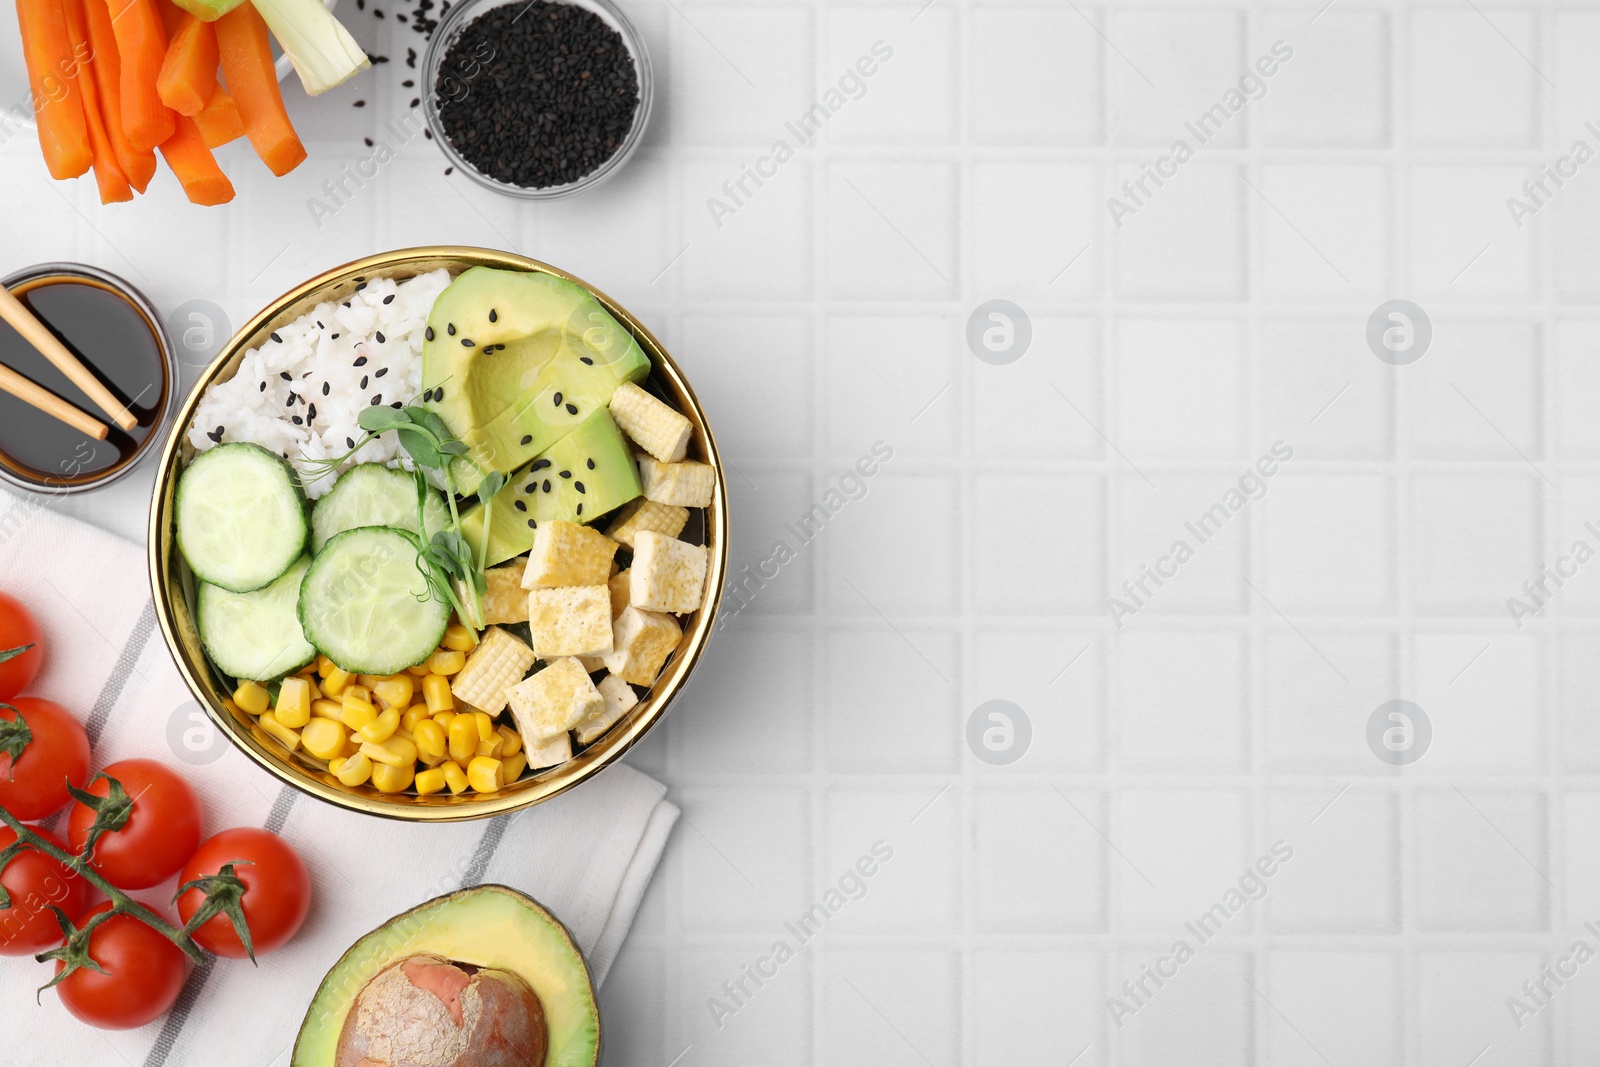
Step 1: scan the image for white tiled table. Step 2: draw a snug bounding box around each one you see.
[7,0,1600,1063]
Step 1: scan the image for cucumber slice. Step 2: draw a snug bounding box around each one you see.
[311,463,451,552]
[197,556,316,682]
[177,443,308,593]
[299,527,450,675]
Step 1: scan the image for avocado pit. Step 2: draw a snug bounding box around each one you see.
[335,953,548,1067]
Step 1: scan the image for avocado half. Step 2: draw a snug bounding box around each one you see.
[291,885,600,1067]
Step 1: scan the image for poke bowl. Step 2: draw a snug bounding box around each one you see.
[148,246,728,821]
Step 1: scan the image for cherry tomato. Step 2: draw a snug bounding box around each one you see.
[0,698,89,821]
[0,593,43,701]
[54,901,187,1030]
[68,759,202,890]
[0,826,85,956]
[177,827,310,958]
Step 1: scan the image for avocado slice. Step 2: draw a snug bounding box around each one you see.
[292,884,599,1067]
[461,408,642,567]
[422,268,650,495]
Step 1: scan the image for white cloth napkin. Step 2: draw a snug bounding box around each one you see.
[0,489,677,1067]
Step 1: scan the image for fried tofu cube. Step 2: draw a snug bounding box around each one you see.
[575,674,639,744]
[521,520,618,589]
[449,627,536,714]
[630,531,708,614]
[522,730,573,769]
[577,654,606,672]
[605,498,690,549]
[637,455,715,508]
[608,569,631,619]
[481,563,530,625]
[507,658,605,743]
[601,607,682,686]
[609,382,694,462]
[528,585,613,658]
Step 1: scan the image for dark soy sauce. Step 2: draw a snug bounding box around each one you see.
[0,276,166,488]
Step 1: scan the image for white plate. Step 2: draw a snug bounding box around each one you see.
[0,1,335,131]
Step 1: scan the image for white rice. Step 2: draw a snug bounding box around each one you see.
[187,269,454,499]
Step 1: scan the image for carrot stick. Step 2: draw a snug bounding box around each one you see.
[82,0,157,192]
[155,14,217,115]
[214,4,304,176]
[17,0,92,179]
[106,0,175,151]
[61,0,132,202]
[192,86,245,148]
[157,115,233,205]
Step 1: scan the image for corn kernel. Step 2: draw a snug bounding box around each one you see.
[233,681,269,716]
[359,707,400,744]
[423,674,454,713]
[414,719,447,761]
[275,677,312,728]
[415,766,448,795]
[432,710,457,731]
[317,654,336,675]
[221,698,243,720]
[374,675,415,711]
[405,661,432,677]
[442,760,469,794]
[361,733,417,768]
[296,673,323,701]
[338,699,377,732]
[442,623,479,652]
[496,725,523,757]
[301,717,346,760]
[258,712,300,752]
[475,734,505,759]
[371,761,414,793]
[428,649,467,676]
[501,751,528,782]
[401,705,429,733]
[467,755,504,793]
[419,749,445,768]
[322,665,352,697]
[332,752,373,787]
[447,714,479,762]
[474,711,495,742]
[311,698,343,722]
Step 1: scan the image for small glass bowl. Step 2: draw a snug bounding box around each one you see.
[421,0,654,200]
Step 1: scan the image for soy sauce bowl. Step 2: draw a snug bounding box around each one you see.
[421,0,654,200]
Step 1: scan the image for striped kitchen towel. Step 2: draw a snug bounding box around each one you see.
[0,490,678,1067]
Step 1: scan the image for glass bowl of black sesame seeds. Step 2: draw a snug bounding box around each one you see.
[422,0,653,199]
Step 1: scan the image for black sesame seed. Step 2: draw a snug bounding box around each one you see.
[375,367,388,378]
[342,302,351,309]
[462,338,474,347]
[579,356,593,365]
[360,376,370,389]
[383,294,395,304]
[392,401,404,409]
[575,481,585,493]
[524,483,536,494]
[270,332,283,344]
[553,392,562,406]
[447,323,455,336]
[533,459,551,470]
[364,137,374,147]
[285,395,295,407]
[514,500,527,512]
[425,326,435,341]
[489,309,498,323]
[375,331,386,344]
[520,435,533,445]
[292,415,303,425]
[317,321,325,329]
[576,504,583,516]
[559,470,571,479]
[424,129,433,140]
[259,381,266,392]
[586,458,595,470]
[435,385,445,400]
[308,403,317,420]
[354,356,368,367]
[403,79,415,88]
[410,97,421,109]
[371,395,382,406]
[323,382,331,396]
[527,519,537,529]
[444,167,454,176]
[356,282,367,292]
[543,479,551,492]
[353,99,366,107]
[331,333,341,340]
[279,372,291,380]
[566,403,578,414]
[347,437,356,448]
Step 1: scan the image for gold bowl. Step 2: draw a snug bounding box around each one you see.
[148,247,728,821]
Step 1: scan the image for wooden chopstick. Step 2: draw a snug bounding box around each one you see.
[0,286,136,432]
[0,362,109,440]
